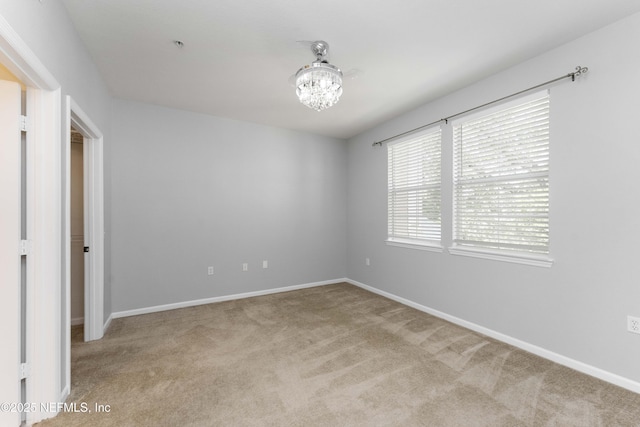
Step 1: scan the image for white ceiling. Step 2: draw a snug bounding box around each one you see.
[61,0,640,139]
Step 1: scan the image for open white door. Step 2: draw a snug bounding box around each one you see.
[0,80,23,426]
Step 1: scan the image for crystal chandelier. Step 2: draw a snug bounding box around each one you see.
[295,41,343,111]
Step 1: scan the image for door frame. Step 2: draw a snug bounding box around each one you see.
[0,78,23,427]
[0,13,64,425]
[62,95,104,366]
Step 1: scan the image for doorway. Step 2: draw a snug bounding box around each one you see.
[1,16,104,424]
[61,96,105,398]
[1,15,72,425]
[70,128,85,330]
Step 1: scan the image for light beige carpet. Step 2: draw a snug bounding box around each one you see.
[37,283,640,426]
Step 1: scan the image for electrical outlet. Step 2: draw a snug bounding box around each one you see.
[207,266,214,275]
[262,260,268,269]
[365,258,370,266]
[242,263,248,272]
[628,316,640,334]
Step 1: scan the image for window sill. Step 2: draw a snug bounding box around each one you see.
[448,245,553,268]
[386,239,443,253]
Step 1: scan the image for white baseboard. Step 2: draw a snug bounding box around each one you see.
[111,278,347,319]
[103,313,113,333]
[346,278,640,395]
[70,317,84,326]
[106,276,640,394]
[59,385,70,403]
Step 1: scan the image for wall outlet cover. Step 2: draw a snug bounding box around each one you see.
[628,316,640,334]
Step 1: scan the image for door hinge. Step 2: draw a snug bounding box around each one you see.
[20,363,29,380]
[20,115,28,132]
[83,246,90,253]
[19,239,31,256]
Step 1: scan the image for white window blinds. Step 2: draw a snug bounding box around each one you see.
[388,128,441,245]
[452,92,550,254]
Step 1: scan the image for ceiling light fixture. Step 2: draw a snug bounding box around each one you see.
[295,41,343,112]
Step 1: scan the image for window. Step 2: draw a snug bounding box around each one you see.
[451,91,550,264]
[387,127,441,250]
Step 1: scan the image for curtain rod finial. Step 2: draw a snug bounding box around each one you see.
[571,65,588,81]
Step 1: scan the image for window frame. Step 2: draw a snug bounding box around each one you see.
[386,126,443,252]
[449,90,553,267]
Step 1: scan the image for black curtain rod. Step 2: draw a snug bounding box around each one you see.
[372,65,588,147]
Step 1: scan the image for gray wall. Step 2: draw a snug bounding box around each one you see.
[346,13,640,383]
[4,0,640,387]
[110,99,347,311]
